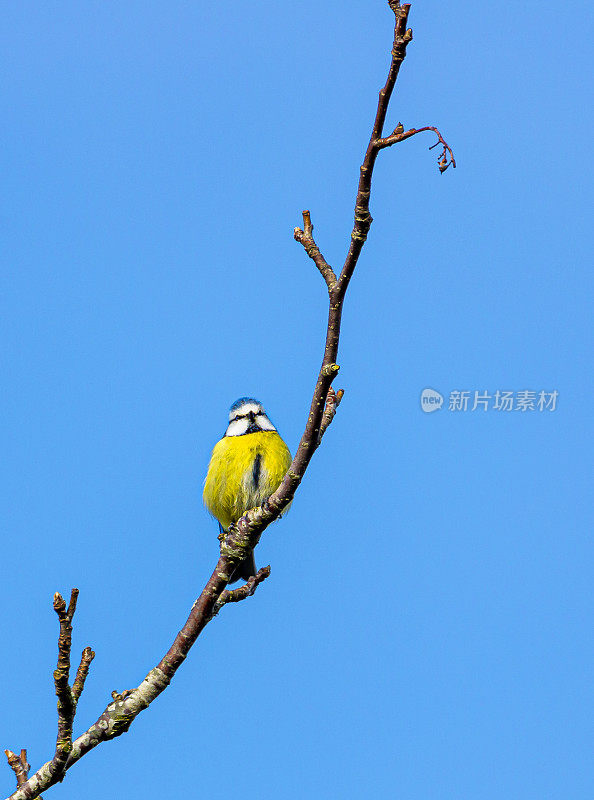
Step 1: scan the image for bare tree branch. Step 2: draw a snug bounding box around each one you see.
[4,593,95,799]
[3,753,33,795]
[213,566,272,615]
[294,210,337,291]
[4,3,454,798]
[52,590,77,778]
[377,124,456,172]
[71,648,95,704]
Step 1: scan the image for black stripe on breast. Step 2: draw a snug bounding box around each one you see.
[252,453,262,488]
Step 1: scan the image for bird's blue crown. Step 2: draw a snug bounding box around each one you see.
[230,396,261,412]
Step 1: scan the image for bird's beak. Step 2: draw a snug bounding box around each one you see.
[246,411,260,434]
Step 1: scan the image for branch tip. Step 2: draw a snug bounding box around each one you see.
[53,592,65,616]
[53,588,79,621]
[293,209,337,289]
[5,748,30,789]
[375,125,456,172]
[66,588,79,620]
[72,646,96,702]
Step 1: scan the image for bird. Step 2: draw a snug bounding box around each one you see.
[203,397,292,583]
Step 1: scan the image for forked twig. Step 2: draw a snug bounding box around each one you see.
[294,210,337,290]
[5,593,94,799]
[4,752,32,792]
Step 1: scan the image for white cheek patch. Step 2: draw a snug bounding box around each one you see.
[225,418,249,437]
[256,414,276,431]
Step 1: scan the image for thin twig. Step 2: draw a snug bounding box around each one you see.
[294,210,337,290]
[334,1,413,301]
[72,648,95,704]
[376,124,456,172]
[4,752,30,790]
[213,566,271,615]
[52,590,77,777]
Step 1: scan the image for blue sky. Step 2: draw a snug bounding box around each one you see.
[2,1,592,798]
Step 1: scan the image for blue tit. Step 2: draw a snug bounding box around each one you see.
[203,397,292,583]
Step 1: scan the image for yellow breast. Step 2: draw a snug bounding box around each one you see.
[203,431,292,530]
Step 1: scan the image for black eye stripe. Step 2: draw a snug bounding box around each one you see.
[231,410,264,421]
